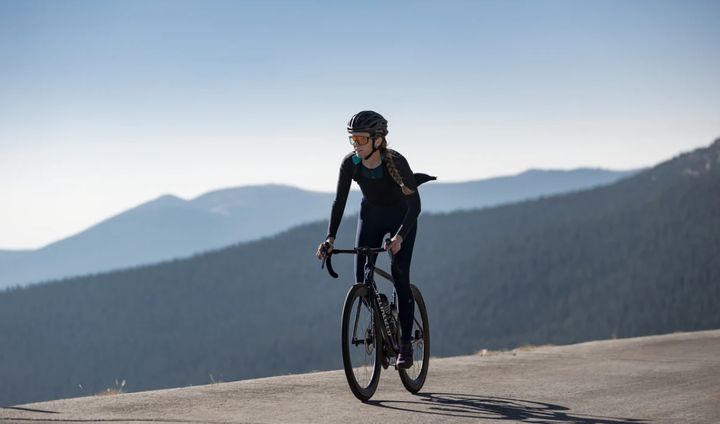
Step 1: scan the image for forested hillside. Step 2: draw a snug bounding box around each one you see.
[0,141,717,407]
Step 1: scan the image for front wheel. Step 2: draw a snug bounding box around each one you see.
[398,284,430,393]
[341,284,382,401]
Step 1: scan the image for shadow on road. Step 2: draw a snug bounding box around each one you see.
[366,392,647,423]
[2,407,59,414]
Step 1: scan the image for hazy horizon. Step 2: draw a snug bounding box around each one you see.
[0,166,639,251]
[2,0,719,249]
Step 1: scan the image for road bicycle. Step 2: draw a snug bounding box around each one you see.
[321,240,430,401]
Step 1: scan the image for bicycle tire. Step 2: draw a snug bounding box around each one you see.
[398,284,430,393]
[341,283,382,401]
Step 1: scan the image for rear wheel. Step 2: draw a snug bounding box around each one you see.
[341,284,382,401]
[398,284,430,393]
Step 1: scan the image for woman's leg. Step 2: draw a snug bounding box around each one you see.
[354,199,387,284]
[392,222,417,342]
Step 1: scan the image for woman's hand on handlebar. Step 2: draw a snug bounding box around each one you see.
[385,235,403,255]
[316,237,335,260]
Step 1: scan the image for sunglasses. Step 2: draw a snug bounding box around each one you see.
[348,135,372,146]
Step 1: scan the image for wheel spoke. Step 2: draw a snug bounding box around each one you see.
[342,284,387,401]
[404,309,424,379]
[398,285,429,394]
[347,295,376,389]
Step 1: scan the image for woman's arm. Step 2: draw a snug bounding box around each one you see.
[393,153,421,240]
[326,154,354,240]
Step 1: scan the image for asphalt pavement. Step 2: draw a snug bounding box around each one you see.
[2,329,719,424]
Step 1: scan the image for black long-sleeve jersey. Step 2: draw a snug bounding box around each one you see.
[326,150,424,241]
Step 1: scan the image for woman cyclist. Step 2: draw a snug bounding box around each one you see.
[316,110,435,369]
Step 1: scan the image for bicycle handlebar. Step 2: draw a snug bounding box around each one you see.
[321,239,393,279]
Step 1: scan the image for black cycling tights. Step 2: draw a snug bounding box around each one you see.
[355,197,417,343]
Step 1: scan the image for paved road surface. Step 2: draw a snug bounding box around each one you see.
[2,330,719,423]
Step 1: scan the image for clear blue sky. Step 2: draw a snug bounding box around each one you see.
[1,0,719,249]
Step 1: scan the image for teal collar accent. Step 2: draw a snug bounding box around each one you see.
[352,154,384,165]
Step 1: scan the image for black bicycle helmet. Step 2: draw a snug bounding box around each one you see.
[347,110,388,136]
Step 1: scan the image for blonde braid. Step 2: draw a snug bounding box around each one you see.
[380,141,415,195]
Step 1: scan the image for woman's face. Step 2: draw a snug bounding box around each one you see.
[351,132,382,157]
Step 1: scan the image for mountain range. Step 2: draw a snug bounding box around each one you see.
[0,168,637,289]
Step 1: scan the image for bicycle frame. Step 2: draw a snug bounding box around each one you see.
[323,242,400,357]
[362,256,400,358]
